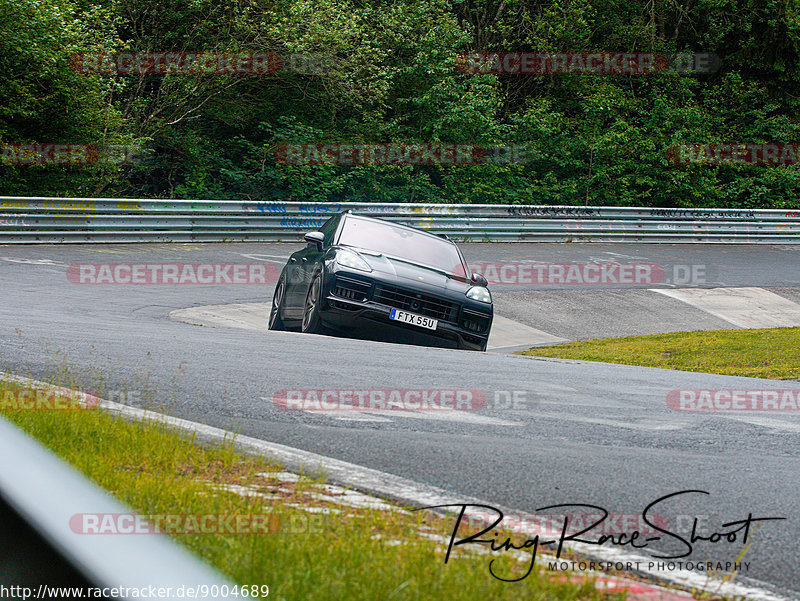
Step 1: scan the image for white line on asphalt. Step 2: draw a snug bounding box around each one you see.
[586,254,649,262]
[2,257,66,266]
[285,408,393,423]
[650,287,800,328]
[238,253,290,262]
[0,372,790,601]
[530,412,690,431]
[718,414,800,433]
[262,398,522,426]
[352,409,521,426]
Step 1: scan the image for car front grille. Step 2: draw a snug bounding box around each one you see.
[374,284,457,323]
[460,308,491,334]
[332,276,372,302]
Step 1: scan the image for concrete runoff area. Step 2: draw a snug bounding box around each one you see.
[169,304,565,351]
[491,288,736,341]
[650,287,800,328]
[492,287,800,341]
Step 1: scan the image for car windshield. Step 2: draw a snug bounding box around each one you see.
[338,216,467,277]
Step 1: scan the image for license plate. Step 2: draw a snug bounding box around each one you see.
[389,308,438,331]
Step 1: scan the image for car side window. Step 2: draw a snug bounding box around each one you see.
[319,216,340,247]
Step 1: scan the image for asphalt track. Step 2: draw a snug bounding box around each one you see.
[2,242,800,599]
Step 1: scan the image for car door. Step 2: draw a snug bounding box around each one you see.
[283,215,340,318]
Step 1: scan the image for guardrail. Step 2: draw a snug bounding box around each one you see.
[0,410,234,599]
[1,196,798,243]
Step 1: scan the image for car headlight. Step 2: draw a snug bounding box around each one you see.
[336,249,372,272]
[466,286,491,303]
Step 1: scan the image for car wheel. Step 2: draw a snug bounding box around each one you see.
[301,273,325,334]
[268,274,288,331]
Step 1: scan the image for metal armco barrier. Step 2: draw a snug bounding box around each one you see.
[0,411,234,598]
[1,196,798,243]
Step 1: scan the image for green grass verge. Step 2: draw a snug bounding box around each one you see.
[519,327,800,380]
[0,380,631,601]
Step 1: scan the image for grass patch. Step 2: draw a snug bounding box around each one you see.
[0,379,635,601]
[519,327,800,380]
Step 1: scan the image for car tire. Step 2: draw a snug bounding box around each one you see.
[301,273,325,334]
[268,274,288,331]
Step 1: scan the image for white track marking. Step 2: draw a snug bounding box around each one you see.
[263,398,521,426]
[650,287,800,328]
[718,414,800,433]
[2,257,66,266]
[531,411,691,431]
[297,409,392,423]
[487,315,567,349]
[367,409,521,426]
[170,303,269,332]
[238,253,290,263]
[588,252,650,261]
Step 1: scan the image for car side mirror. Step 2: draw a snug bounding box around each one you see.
[303,231,324,251]
[471,272,488,286]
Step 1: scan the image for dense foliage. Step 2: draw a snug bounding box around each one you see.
[1,0,798,207]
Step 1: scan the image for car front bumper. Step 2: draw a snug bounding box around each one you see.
[315,269,492,351]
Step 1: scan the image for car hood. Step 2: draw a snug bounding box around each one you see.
[344,248,469,292]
